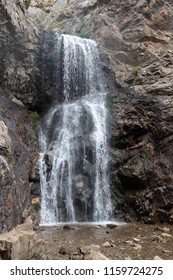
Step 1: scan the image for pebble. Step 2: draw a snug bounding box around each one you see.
[133,244,142,250]
[92,225,101,229]
[161,233,172,238]
[59,246,68,255]
[103,241,111,248]
[133,238,141,243]
[63,225,71,230]
[153,255,163,260]
[162,249,171,254]
[124,256,132,260]
[80,245,100,254]
[125,240,133,246]
[151,235,163,242]
[107,224,117,229]
[154,226,163,232]
[162,227,171,233]
[84,251,110,260]
[154,227,171,233]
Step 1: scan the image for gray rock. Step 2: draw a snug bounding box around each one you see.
[133,238,141,243]
[151,235,163,242]
[84,250,110,260]
[162,227,171,233]
[153,256,163,260]
[133,244,142,250]
[0,156,12,186]
[162,249,171,254]
[102,241,111,248]
[59,246,68,255]
[161,233,172,238]
[80,245,100,254]
[0,121,11,153]
[124,256,132,260]
[0,223,39,260]
[125,240,134,246]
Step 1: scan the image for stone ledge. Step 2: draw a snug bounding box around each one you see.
[0,223,40,260]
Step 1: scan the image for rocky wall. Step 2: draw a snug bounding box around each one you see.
[28,0,173,224]
[1,0,173,231]
[0,0,40,233]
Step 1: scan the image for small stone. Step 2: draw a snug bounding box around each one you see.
[80,245,100,255]
[153,255,163,260]
[161,233,172,238]
[154,226,162,232]
[133,244,142,250]
[59,246,68,255]
[162,227,171,233]
[92,225,101,229]
[73,227,80,231]
[133,238,141,243]
[125,240,133,246]
[12,97,25,107]
[151,235,163,242]
[63,225,71,230]
[103,242,111,248]
[154,226,171,233]
[111,239,115,243]
[124,256,132,260]
[162,249,171,254]
[84,250,109,260]
[107,224,117,229]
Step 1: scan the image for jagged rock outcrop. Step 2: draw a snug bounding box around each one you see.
[28,0,173,224]
[0,90,39,233]
[0,0,40,233]
[0,0,57,111]
[0,0,37,107]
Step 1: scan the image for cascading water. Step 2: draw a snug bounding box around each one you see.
[39,33,113,225]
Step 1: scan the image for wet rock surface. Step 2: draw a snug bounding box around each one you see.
[28,0,173,224]
[33,223,173,260]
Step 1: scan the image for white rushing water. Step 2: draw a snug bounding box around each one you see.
[40,34,113,225]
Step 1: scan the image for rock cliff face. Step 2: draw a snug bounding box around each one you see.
[28,0,173,223]
[0,90,39,233]
[0,0,57,111]
[1,0,173,233]
[0,0,39,233]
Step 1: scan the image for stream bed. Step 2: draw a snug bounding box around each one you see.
[34,223,173,260]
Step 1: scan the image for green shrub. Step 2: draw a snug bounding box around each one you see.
[30,111,40,121]
[23,0,31,9]
[75,32,90,39]
[132,65,142,74]
[159,48,165,55]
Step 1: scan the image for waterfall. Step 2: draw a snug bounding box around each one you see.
[39,33,113,225]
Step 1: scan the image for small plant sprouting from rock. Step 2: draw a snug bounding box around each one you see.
[132,65,142,75]
[75,32,90,39]
[30,111,40,131]
[23,0,31,9]
[30,111,40,121]
[159,48,165,56]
